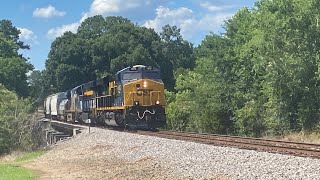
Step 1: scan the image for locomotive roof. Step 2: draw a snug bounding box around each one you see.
[116,65,159,75]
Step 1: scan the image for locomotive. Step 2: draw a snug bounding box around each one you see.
[44,65,166,129]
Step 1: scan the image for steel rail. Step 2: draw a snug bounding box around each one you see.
[41,118,320,158]
[136,130,320,158]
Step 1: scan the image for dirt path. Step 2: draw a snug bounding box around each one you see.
[23,127,230,180]
[25,157,174,180]
[24,145,179,180]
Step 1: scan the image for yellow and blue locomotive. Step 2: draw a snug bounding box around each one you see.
[44,65,166,129]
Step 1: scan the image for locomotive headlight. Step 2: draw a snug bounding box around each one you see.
[156,100,160,105]
[134,101,139,106]
[143,81,148,88]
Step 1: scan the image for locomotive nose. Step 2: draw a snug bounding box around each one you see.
[124,79,165,106]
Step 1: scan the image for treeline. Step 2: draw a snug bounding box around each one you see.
[0,20,37,154]
[167,0,320,137]
[43,16,194,93]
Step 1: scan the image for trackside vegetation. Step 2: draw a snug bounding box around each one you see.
[0,19,38,155]
[15,151,45,162]
[166,0,320,137]
[0,164,35,180]
[1,0,320,155]
[0,151,44,180]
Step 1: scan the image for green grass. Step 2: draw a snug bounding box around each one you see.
[0,151,45,180]
[0,164,35,180]
[15,151,44,163]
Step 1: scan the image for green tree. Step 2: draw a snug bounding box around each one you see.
[0,19,29,50]
[0,20,33,97]
[0,85,34,154]
[210,0,320,135]
[160,24,195,72]
[45,16,184,92]
[28,70,44,103]
[167,0,320,137]
[0,57,33,97]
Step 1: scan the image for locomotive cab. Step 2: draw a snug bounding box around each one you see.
[117,65,166,129]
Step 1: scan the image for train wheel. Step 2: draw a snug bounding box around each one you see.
[115,111,125,127]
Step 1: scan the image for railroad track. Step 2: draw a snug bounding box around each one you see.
[41,117,320,158]
[136,130,320,158]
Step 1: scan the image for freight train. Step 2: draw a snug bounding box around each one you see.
[43,65,166,129]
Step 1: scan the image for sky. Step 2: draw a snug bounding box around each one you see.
[0,0,257,70]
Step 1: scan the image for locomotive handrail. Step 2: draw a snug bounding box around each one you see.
[96,95,112,98]
[82,98,95,112]
[96,95,113,108]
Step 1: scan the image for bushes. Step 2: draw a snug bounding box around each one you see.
[0,85,35,155]
[165,0,320,137]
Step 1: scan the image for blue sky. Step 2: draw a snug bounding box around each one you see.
[0,0,256,70]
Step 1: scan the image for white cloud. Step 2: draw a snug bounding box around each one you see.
[198,13,232,30]
[200,2,232,11]
[46,0,150,39]
[144,6,232,40]
[47,22,79,39]
[33,5,66,18]
[89,0,146,16]
[144,6,195,33]
[90,0,120,14]
[18,27,38,44]
[48,1,134,39]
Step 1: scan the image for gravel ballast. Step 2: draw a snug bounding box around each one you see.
[26,127,320,179]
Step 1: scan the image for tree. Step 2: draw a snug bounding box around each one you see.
[28,70,44,102]
[0,57,33,97]
[167,0,320,137]
[0,32,18,57]
[160,25,195,70]
[169,34,236,134]
[46,31,95,91]
[78,15,107,39]
[0,20,33,97]
[0,85,34,154]
[45,16,179,91]
[0,19,29,50]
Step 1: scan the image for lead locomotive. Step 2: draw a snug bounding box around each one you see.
[44,65,166,129]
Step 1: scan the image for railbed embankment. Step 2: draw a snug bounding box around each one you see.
[26,126,320,179]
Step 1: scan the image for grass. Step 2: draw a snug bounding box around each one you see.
[0,164,35,180]
[0,151,44,180]
[267,131,320,144]
[279,132,320,144]
[15,151,44,163]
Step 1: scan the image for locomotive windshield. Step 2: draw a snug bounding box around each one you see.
[143,71,161,80]
[123,72,141,80]
[120,66,161,81]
